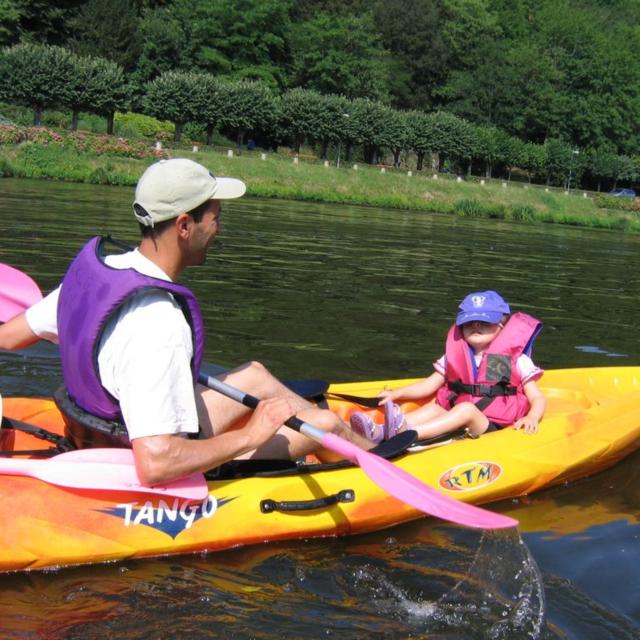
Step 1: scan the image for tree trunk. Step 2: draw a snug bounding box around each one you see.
[345,142,353,162]
[206,124,214,146]
[33,107,42,127]
[507,167,512,181]
[417,152,424,171]
[174,121,183,143]
[485,162,492,178]
[320,140,328,160]
[393,149,400,168]
[71,110,79,131]
[597,179,601,192]
[236,131,245,150]
[106,112,115,136]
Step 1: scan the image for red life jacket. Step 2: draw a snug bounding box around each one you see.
[435,312,542,426]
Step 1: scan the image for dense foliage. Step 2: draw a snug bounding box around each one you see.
[1,0,640,190]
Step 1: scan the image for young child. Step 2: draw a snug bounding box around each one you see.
[350,290,546,443]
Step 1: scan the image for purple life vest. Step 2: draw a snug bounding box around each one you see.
[57,236,205,420]
[435,312,542,426]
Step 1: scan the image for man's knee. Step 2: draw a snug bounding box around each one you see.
[244,360,269,377]
[230,360,271,385]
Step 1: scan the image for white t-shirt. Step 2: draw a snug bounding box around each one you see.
[434,353,542,384]
[25,250,199,439]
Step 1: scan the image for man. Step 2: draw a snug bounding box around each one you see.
[0,158,370,484]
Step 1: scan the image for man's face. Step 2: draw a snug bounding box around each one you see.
[188,200,222,265]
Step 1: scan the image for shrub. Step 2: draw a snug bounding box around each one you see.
[510,205,536,221]
[592,193,640,212]
[453,198,506,219]
[114,111,173,140]
[0,124,165,160]
[0,156,14,176]
[453,198,483,217]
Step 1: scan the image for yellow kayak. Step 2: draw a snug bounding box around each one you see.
[1,366,639,573]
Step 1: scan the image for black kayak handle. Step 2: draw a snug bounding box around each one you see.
[260,489,355,513]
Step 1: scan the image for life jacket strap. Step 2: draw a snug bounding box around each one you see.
[448,378,518,414]
[448,379,518,398]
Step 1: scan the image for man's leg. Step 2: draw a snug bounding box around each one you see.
[195,361,373,457]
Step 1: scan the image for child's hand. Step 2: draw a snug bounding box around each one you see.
[377,389,396,405]
[514,416,539,434]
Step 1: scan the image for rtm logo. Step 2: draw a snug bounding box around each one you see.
[100,495,235,539]
[438,462,501,492]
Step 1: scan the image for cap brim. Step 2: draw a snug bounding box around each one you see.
[456,311,504,326]
[212,177,246,200]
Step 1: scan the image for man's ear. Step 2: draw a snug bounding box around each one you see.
[175,213,191,238]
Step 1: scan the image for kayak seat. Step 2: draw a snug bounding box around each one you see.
[53,386,131,449]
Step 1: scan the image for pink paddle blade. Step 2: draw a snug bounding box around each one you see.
[322,433,518,530]
[0,450,209,500]
[0,263,43,322]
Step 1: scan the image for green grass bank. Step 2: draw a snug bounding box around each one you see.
[2,128,640,234]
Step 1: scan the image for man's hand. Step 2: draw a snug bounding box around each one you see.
[244,396,295,448]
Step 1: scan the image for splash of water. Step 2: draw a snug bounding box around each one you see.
[345,528,546,639]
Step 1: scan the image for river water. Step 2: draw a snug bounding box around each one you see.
[0,177,638,639]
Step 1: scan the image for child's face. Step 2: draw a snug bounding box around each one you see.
[461,320,503,353]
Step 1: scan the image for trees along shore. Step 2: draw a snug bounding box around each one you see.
[1,42,638,197]
[1,41,639,233]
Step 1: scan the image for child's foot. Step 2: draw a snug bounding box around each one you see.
[383,402,406,439]
[349,412,385,444]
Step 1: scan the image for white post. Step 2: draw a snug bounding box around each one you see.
[227,149,234,158]
[583,192,588,198]
[261,153,267,161]
[324,160,330,168]
[502,182,507,188]
[545,187,549,192]
[380,167,386,173]
[192,145,198,153]
[155,141,162,151]
[353,164,358,170]
[480,179,485,186]
[432,174,438,179]
[456,176,462,182]
[293,155,299,164]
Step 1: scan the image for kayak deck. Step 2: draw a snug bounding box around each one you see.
[1,366,640,572]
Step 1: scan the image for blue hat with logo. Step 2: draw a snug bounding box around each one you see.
[455,290,511,326]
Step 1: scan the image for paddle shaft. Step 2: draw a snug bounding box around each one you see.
[198,373,327,444]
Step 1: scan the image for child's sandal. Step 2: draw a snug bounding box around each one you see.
[349,412,385,444]
[383,402,406,439]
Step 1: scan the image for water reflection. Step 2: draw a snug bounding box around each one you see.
[0,527,545,640]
